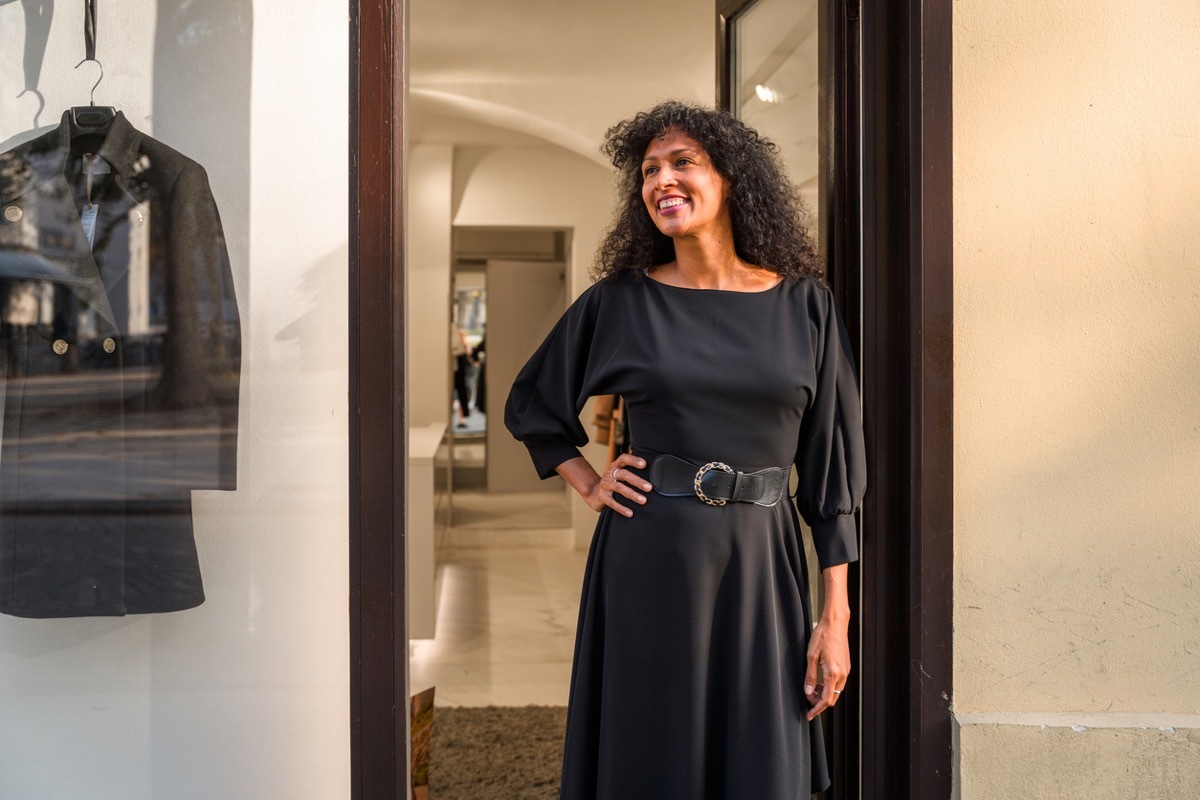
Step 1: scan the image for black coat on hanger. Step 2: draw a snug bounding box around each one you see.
[0,110,240,618]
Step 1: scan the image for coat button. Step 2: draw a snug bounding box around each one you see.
[3,205,21,222]
[103,337,116,353]
[52,339,69,355]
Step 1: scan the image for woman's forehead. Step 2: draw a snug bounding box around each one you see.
[642,128,706,161]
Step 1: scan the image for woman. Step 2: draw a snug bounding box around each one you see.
[505,101,866,799]
[451,324,473,428]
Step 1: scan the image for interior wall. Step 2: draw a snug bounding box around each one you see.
[453,144,614,544]
[953,0,1200,794]
[0,2,350,798]
[408,143,454,429]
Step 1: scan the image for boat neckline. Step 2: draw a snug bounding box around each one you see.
[642,274,787,295]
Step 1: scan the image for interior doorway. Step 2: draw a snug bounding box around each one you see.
[442,227,571,497]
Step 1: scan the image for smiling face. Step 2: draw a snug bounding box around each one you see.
[640,129,733,243]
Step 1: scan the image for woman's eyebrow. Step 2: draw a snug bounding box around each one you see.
[641,148,699,164]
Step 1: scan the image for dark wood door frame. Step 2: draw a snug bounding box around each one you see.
[349,0,951,794]
[859,0,954,796]
[719,1,953,797]
[350,0,408,798]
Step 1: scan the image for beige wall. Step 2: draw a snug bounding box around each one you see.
[956,719,1200,799]
[954,0,1200,793]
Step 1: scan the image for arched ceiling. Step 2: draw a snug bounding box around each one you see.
[410,0,715,153]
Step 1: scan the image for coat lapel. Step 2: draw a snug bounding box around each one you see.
[89,113,144,295]
[38,174,119,329]
[0,111,147,332]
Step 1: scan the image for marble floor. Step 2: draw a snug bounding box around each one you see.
[410,490,586,707]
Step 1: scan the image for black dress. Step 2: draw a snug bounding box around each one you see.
[504,272,866,799]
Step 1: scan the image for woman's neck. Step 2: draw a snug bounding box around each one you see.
[654,233,777,291]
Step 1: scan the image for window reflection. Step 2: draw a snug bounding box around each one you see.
[734,0,822,235]
[0,110,240,619]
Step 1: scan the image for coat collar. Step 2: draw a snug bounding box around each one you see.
[0,110,144,205]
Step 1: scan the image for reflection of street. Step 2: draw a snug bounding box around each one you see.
[1,367,237,501]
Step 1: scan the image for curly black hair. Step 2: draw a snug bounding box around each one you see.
[593,100,822,283]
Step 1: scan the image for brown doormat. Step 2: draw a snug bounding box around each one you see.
[429,705,567,800]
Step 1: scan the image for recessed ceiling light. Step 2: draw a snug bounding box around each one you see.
[755,84,782,104]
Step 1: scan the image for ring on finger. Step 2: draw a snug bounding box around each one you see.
[832,689,842,695]
[609,467,620,482]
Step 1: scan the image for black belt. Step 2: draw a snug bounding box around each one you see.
[649,455,790,507]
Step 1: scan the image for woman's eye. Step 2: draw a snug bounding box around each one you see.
[675,158,692,167]
[643,166,657,178]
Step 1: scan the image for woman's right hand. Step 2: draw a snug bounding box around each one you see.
[584,453,652,517]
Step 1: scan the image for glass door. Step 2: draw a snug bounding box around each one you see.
[720,1,864,796]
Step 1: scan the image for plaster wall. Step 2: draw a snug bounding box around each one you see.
[955,717,1200,799]
[408,143,454,429]
[954,0,1200,792]
[0,2,350,798]
[452,145,615,546]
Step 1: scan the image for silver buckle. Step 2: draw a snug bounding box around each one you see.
[694,461,734,506]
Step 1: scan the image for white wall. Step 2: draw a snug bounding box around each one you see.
[0,2,350,798]
[408,144,454,429]
[0,6,155,144]
[453,145,610,295]
[453,144,615,545]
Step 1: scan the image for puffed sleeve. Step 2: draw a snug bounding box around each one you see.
[795,286,867,569]
[504,282,606,479]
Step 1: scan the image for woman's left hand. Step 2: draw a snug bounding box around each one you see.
[804,618,850,720]
[804,564,852,721]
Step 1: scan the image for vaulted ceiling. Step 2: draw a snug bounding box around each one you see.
[410,0,820,199]
[410,0,715,161]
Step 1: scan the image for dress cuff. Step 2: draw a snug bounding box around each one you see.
[810,513,860,569]
[525,438,583,480]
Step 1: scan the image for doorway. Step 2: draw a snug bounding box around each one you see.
[443,227,570,495]
[348,0,954,797]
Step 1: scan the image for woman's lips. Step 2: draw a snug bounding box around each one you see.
[657,196,688,214]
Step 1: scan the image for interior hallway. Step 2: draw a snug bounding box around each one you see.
[410,489,587,707]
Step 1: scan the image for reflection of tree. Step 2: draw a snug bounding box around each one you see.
[0,147,34,188]
[150,0,251,412]
[153,269,212,408]
[150,195,238,411]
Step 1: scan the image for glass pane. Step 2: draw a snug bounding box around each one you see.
[732,0,827,612]
[0,2,350,797]
[733,0,823,241]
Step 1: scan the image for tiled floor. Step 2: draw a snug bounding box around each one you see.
[410,490,586,707]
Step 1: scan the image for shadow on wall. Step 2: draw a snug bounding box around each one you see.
[0,0,52,142]
[0,0,52,129]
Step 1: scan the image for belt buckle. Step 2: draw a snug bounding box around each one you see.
[694,461,734,506]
